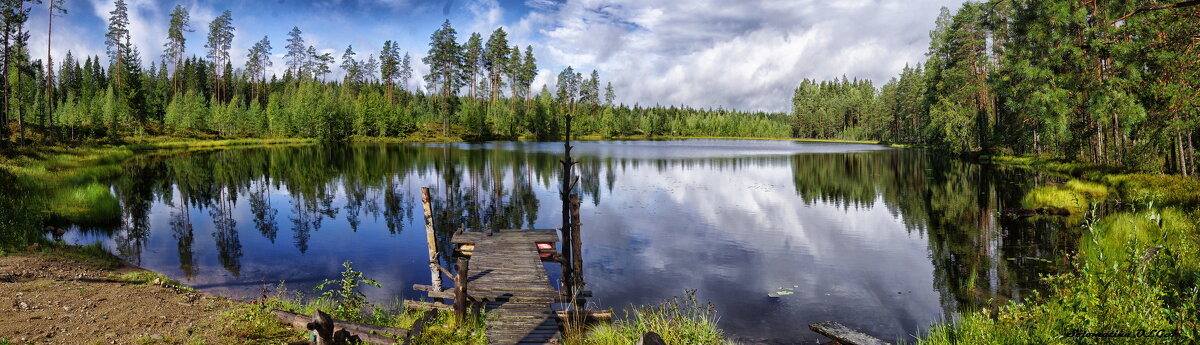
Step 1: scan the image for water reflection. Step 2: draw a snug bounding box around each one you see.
[53,140,1070,343]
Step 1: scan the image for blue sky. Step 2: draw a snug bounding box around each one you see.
[30,0,967,112]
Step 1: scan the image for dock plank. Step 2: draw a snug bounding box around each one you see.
[436,230,563,345]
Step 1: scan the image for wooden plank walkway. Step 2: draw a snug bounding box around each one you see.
[455,229,563,345]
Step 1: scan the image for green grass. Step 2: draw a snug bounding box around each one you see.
[575,290,731,345]
[218,303,308,343]
[48,183,121,226]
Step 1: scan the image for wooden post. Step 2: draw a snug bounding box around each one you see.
[454,256,469,325]
[421,188,442,296]
[560,113,576,297]
[569,193,583,292]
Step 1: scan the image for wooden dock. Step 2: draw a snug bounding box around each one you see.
[419,229,564,344]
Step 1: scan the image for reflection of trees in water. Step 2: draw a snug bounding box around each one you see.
[788,150,1073,314]
[211,185,242,277]
[169,193,195,280]
[112,159,168,266]
[290,194,315,254]
[250,177,278,243]
[111,143,862,278]
[381,177,409,235]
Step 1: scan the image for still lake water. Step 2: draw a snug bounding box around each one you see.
[59,140,1070,343]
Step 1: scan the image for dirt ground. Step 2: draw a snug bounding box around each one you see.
[0,255,235,344]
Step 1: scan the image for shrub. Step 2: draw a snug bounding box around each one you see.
[314,261,382,322]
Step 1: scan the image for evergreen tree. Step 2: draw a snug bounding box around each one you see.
[483,28,509,101]
[462,33,483,100]
[104,0,131,89]
[205,10,234,104]
[164,4,191,95]
[422,20,462,135]
[284,26,305,78]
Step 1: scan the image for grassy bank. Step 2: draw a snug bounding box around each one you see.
[920,156,1200,344]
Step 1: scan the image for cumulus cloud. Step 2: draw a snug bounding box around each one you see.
[511,0,966,112]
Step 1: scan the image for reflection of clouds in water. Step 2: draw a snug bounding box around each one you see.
[582,158,939,341]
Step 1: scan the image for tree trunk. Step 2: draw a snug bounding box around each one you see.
[1188,131,1196,176]
[116,44,122,90]
[1178,129,1188,177]
[3,21,10,149]
[47,1,54,143]
[18,3,26,145]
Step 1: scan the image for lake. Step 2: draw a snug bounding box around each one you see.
[56,139,1072,343]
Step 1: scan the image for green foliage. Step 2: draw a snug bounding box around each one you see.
[164,90,208,133]
[313,261,382,322]
[457,100,488,138]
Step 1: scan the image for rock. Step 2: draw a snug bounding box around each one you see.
[637,332,666,345]
[18,301,28,310]
[153,278,162,286]
[150,334,164,340]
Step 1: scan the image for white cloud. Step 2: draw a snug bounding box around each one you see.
[510,0,967,112]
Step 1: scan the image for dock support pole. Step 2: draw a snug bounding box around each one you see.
[560,113,576,298]
[454,256,470,325]
[569,193,584,297]
[421,187,442,300]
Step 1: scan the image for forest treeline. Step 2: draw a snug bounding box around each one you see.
[0,0,789,149]
[793,0,1199,175]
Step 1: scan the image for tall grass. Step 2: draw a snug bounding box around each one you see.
[578,290,730,345]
